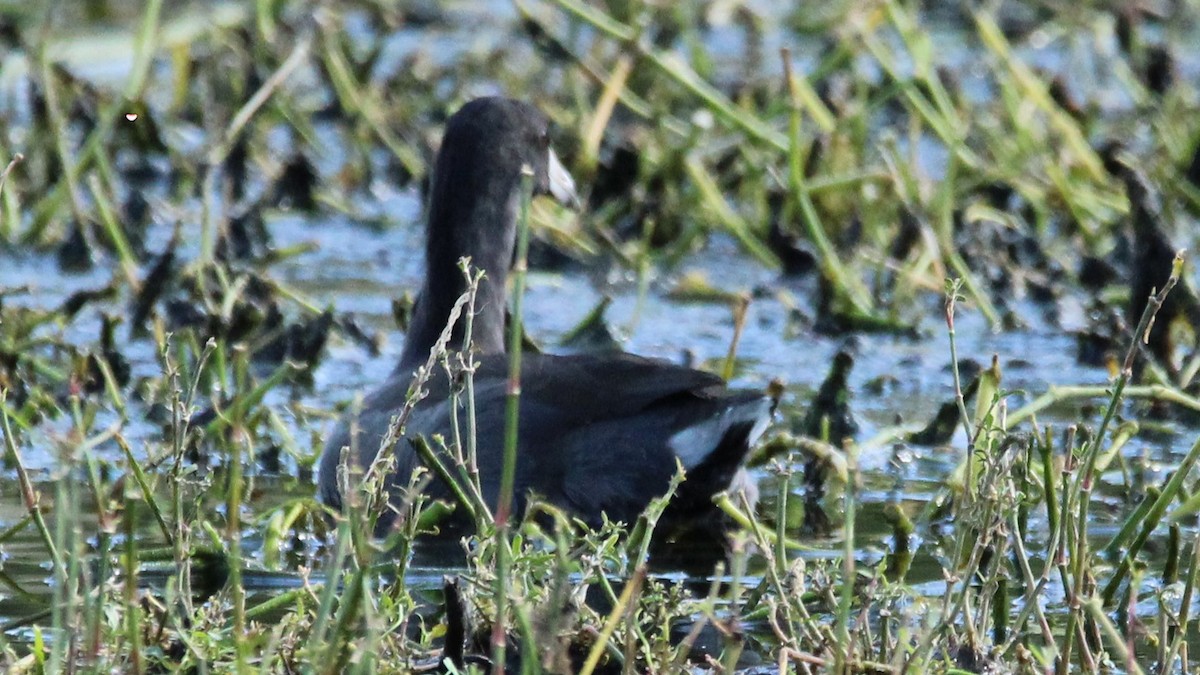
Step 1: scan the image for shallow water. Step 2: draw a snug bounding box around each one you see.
[1,196,1188,625]
[1,0,1200,664]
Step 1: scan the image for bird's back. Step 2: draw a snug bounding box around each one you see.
[319,352,771,529]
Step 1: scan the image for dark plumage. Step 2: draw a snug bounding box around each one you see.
[318,97,772,531]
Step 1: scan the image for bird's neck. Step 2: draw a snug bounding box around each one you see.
[397,185,519,372]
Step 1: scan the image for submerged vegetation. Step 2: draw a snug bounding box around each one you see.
[1,0,1200,672]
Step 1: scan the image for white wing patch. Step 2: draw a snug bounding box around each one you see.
[668,398,772,469]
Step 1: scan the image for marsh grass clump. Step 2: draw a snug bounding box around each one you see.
[2,0,1200,672]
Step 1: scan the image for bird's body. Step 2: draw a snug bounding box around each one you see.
[320,352,770,528]
[318,97,772,532]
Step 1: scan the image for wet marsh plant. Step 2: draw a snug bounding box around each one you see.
[3,0,1200,672]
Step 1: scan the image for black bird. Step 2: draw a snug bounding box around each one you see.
[318,97,773,532]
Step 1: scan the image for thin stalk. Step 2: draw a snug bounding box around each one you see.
[491,167,535,675]
[1062,255,1182,671]
[228,432,248,674]
[1159,525,1182,664]
[781,51,876,319]
[308,519,351,674]
[0,153,22,195]
[721,294,750,381]
[458,263,488,530]
[780,47,835,133]
[1085,598,1146,675]
[123,0,165,98]
[579,567,647,675]
[0,153,24,241]
[47,436,79,674]
[123,497,143,674]
[720,542,748,672]
[581,54,633,171]
[83,452,113,664]
[87,174,140,288]
[1037,425,1059,537]
[774,459,792,579]
[514,602,541,675]
[1,392,64,579]
[326,569,366,672]
[834,444,858,670]
[202,360,298,436]
[1092,253,1183,604]
[1163,533,1200,669]
[670,575,720,670]
[1062,463,1095,674]
[213,31,312,161]
[116,434,174,546]
[1101,435,1200,604]
[713,493,806,550]
[626,208,655,335]
[1007,383,1200,427]
[944,280,975,470]
[1101,486,1162,560]
[411,437,478,523]
[1002,508,1057,658]
[245,586,314,620]
[903,523,993,672]
[939,154,1002,327]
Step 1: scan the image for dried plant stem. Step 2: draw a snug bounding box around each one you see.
[1062,251,1183,671]
[579,567,646,675]
[721,294,750,381]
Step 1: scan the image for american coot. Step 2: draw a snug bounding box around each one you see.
[318,97,773,531]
